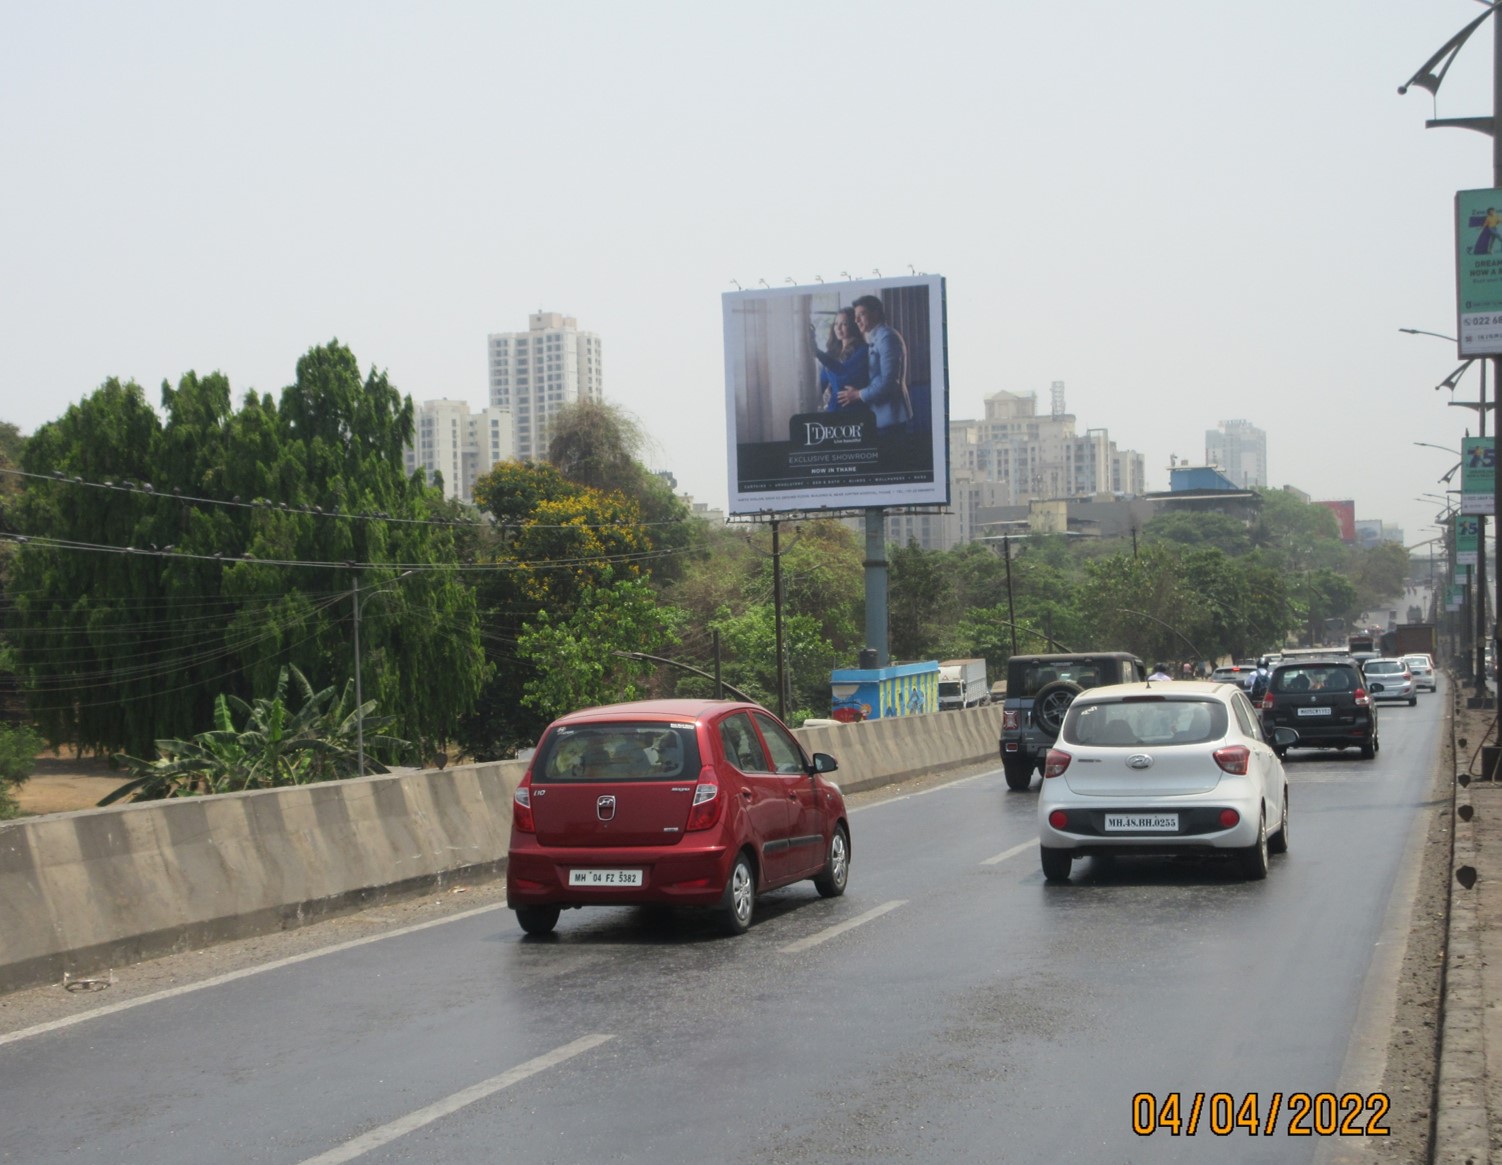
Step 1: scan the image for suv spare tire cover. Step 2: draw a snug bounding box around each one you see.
[1032,680,1084,736]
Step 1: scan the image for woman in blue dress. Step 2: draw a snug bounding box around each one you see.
[810,308,869,412]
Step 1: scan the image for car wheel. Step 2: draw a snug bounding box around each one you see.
[813,824,850,898]
[1237,810,1269,880]
[718,852,755,934]
[1409,696,1418,707]
[515,905,560,936]
[1268,788,1289,855]
[1032,680,1084,736]
[1040,846,1072,883]
[1003,756,1034,791]
[1360,735,1376,760]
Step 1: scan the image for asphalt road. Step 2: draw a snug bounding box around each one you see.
[0,689,1444,1165]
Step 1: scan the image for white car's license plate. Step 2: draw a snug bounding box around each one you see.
[1297,706,1332,717]
[569,869,644,887]
[1105,813,1177,832]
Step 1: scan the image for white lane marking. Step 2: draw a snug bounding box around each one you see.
[0,903,512,1049]
[981,840,1034,866]
[849,770,990,811]
[294,1033,614,1165]
[779,900,905,954]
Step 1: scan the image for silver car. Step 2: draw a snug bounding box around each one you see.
[1403,654,1437,693]
[1037,682,1293,883]
[1361,658,1417,705]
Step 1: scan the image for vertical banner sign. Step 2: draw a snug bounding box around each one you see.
[1456,565,1471,587]
[1448,585,1463,611]
[1457,513,1480,566]
[1462,436,1496,515]
[1457,188,1502,356]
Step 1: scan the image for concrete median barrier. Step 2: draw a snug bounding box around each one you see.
[0,706,1003,994]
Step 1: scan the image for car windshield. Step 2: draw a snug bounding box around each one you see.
[1404,656,1431,668]
[1012,660,1115,697]
[534,722,701,781]
[1062,698,1228,747]
[1365,661,1401,675]
[1272,666,1355,693]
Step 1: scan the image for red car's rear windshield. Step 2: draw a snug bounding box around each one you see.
[534,722,701,782]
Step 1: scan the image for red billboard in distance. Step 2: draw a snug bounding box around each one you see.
[1317,499,1357,543]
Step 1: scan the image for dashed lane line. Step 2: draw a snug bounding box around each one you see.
[779,900,906,954]
[981,840,1035,866]
[293,1034,615,1165]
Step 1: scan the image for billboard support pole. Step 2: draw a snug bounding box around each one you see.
[772,519,787,719]
[1478,361,1490,693]
[864,508,889,665]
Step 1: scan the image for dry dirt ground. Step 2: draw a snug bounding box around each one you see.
[13,753,134,815]
[2,731,1469,1164]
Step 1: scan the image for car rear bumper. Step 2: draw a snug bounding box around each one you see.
[506,837,735,907]
[1039,806,1260,854]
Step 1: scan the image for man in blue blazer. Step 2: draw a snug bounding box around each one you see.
[837,295,912,434]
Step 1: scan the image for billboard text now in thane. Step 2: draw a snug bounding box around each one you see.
[722,275,949,514]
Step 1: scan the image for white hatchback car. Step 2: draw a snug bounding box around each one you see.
[1360,658,1417,705]
[1403,654,1437,693]
[1037,682,1293,883]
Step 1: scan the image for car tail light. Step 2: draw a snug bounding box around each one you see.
[685,774,722,832]
[1260,693,1273,710]
[1213,745,1250,775]
[513,772,536,833]
[1002,710,1019,731]
[1218,808,1241,829]
[1048,809,1069,829]
[1043,749,1071,778]
[1353,687,1370,706]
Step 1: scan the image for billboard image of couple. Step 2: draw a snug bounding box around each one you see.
[722,274,949,514]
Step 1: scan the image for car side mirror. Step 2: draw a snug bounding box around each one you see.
[810,752,839,774]
[1271,728,1298,748]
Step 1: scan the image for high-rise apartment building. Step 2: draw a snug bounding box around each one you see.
[405,400,515,503]
[880,383,1144,550]
[1204,419,1267,489]
[487,311,603,462]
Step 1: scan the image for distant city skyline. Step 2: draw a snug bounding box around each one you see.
[2,2,1493,548]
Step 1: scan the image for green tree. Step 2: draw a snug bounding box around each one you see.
[0,722,41,819]
[888,540,958,660]
[1143,511,1253,556]
[8,345,487,759]
[462,461,683,759]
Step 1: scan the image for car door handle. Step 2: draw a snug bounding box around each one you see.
[740,787,753,800]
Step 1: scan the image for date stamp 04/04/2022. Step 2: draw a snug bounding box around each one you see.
[1132,1093,1390,1138]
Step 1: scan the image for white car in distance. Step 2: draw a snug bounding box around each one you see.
[1037,682,1294,883]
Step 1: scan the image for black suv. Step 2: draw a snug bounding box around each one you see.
[999,652,1147,789]
[1260,656,1378,759]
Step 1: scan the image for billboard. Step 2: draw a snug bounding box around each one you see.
[1457,188,1502,357]
[1316,499,1356,543]
[1462,435,1495,515]
[1457,513,1480,567]
[722,274,949,514]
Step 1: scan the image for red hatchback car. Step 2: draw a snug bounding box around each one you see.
[506,699,851,936]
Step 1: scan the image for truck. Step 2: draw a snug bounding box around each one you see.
[1348,634,1377,656]
[937,658,989,711]
[829,660,940,722]
[1392,623,1436,659]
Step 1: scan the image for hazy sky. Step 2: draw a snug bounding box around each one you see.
[3,1,1499,550]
